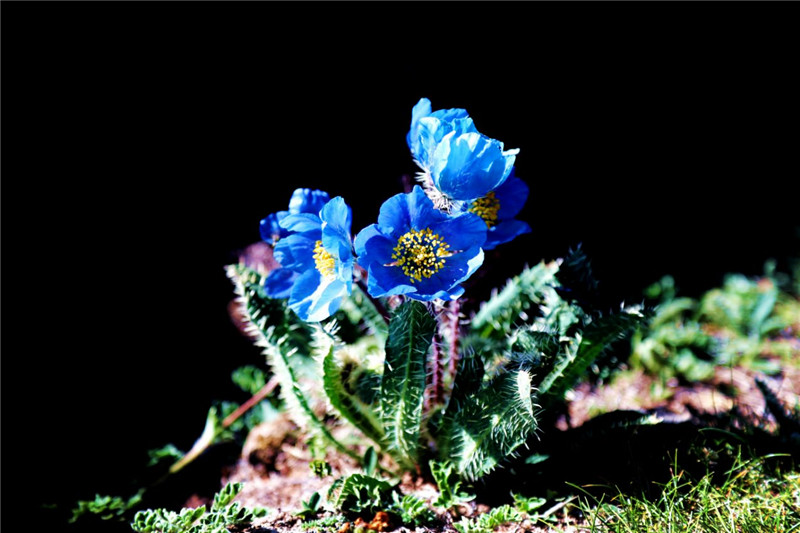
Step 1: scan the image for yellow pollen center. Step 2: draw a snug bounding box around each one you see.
[391,228,451,283]
[313,240,336,279]
[468,191,500,228]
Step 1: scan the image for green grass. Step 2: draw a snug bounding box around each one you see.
[571,452,800,533]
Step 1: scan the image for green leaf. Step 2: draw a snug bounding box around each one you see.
[211,482,243,511]
[323,348,384,446]
[430,460,475,509]
[471,261,560,339]
[538,309,643,410]
[363,446,378,476]
[378,300,436,470]
[447,369,538,481]
[331,473,396,515]
[70,490,144,523]
[229,264,361,464]
[231,365,267,395]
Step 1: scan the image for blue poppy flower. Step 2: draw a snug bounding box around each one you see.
[265,197,354,322]
[259,188,331,245]
[354,186,486,302]
[453,171,532,251]
[406,98,519,203]
[406,97,477,170]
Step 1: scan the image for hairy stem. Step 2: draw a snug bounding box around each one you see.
[448,298,461,382]
[428,333,444,409]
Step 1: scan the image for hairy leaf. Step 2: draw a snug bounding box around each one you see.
[538,309,643,410]
[471,261,560,339]
[379,301,436,469]
[323,349,384,446]
[447,369,538,481]
[229,264,359,463]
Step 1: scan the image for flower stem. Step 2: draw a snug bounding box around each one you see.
[448,298,461,381]
[169,376,279,475]
[428,334,444,408]
[221,376,279,428]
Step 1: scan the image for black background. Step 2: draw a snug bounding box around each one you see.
[2,2,799,531]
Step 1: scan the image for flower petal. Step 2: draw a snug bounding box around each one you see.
[287,188,330,215]
[484,220,532,251]
[354,224,395,266]
[264,268,297,299]
[273,233,317,271]
[495,174,529,219]
[376,190,412,237]
[429,211,487,252]
[279,213,322,234]
[259,210,289,244]
[432,132,518,201]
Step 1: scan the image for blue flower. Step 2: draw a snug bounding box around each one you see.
[406,97,477,170]
[259,188,331,245]
[265,196,354,322]
[406,98,519,202]
[354,186,486,302]
[453,171,532,251]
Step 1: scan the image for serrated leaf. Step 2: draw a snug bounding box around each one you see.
[471,261,560,339]
[538,310,643,409]
[323,349,384,446]
[447,369,538,481]
[378,301,435,469]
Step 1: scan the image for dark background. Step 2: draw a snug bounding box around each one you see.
[2,2,798,531]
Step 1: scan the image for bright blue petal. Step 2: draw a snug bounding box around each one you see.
[406,98,433,160]
[279,213,322,234]
[273,233,317,271]
[406,185,449,229]
[495,174,529,219]
[354,224,395,266]
[484,220,532,251]
[407,98,477,168]
[287,188,330,216]
[366,263,418,299]
[376,190,412,237]
[429,211,487,252]
[264,268,297,299]
[415,116,476,168]
[259,211,289,244]
[289,270,349,322]
[431,132,518,201]
[287,269,323,321]
[320,197,352,242]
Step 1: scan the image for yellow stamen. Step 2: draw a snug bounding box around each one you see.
[468,191,500,228]
[391,228,452,283]
[313,240,336,279]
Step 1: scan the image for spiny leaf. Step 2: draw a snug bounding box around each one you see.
[379,300,436,470]
[447,369,538,481]
[230,264,360,463]
[471,261,560,339]
[538,309,644,410]
[553,244,599,311]
[323,348,385,446]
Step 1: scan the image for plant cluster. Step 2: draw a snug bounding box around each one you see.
[631,262,800,382]
[66,98,799,533]
[130,483,267,533]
